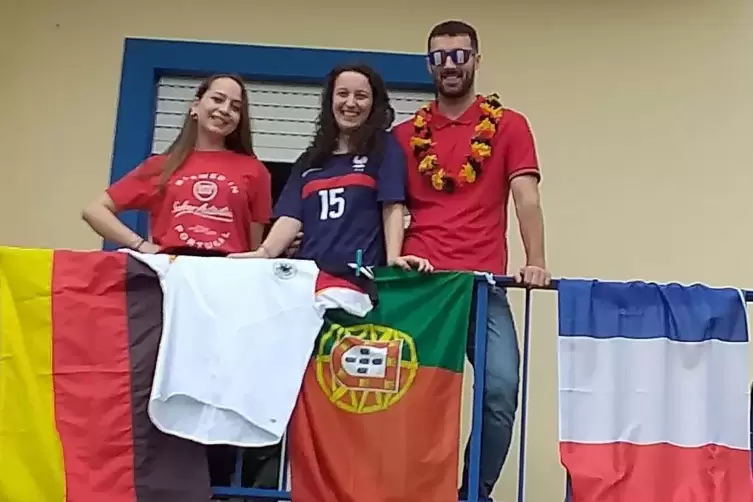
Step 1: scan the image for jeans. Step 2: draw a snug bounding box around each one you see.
[459,287,520,501]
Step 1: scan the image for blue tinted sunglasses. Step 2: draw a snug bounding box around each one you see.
[428,48,475,67]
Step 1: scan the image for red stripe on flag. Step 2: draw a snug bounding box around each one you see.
[561,441,753,502]
[52,250,137,502]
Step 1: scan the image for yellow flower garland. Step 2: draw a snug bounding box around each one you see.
[410,94,504,192]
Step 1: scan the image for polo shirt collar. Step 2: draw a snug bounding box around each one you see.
[429,95,485,129]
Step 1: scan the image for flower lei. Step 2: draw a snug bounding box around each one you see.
[409,93,504,192]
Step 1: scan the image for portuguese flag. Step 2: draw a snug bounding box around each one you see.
[0,247,210,502]
[289,268,474,502]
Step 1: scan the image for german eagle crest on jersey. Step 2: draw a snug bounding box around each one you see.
[273,261,297,280]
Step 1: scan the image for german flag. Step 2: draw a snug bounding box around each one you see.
[0,247,210,502]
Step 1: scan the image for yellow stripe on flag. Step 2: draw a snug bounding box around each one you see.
[0,247,65,501]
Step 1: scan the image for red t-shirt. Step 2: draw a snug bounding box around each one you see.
[393,97,540,275]
[107,150,272,254]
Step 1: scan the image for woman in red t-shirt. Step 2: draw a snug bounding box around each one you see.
[83,73,272,256]
[83,73,273,488]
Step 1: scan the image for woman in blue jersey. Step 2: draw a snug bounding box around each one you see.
[230,63,432,271]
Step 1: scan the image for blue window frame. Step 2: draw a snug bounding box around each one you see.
[106,37,433,249]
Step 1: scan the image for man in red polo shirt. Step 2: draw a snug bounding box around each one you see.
[392,20,551,501]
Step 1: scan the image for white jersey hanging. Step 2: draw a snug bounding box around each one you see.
[123,251,374,447]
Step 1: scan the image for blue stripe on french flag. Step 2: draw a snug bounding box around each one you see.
[558,279,749,342]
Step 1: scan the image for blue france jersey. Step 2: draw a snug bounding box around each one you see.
[273,132,407,266]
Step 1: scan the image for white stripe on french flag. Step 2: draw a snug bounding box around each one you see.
[558,279,753,502]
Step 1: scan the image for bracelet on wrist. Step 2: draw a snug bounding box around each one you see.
[133,238,145,251]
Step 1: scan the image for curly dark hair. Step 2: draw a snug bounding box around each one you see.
[302,63,395,169]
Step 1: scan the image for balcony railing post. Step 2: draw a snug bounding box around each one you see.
[516,288,533,502]
[467,278,490,502]
[278,433,289,499]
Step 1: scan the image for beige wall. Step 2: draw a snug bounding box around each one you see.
[3,0,753,500]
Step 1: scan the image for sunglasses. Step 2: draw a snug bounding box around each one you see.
[427,48,475,67]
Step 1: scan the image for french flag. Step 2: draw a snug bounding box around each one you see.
[558,279,753,502]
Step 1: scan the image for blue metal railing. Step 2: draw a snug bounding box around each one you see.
[211,275,753,502]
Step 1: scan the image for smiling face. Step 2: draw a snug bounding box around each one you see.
[331,70,374,132]
[428,34,480,99]
[190,77,244,139]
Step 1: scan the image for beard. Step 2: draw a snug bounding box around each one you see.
[433,67,475,99]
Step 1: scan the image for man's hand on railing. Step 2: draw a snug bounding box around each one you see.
[514,264,551,287]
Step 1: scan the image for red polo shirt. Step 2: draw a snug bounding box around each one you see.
[392,96,540,275]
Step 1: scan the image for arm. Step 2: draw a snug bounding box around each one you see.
[382,202,405,263]
[230,158,304,259]
[376,134,407,264]
[377,133,432,271]
[511,175,546,268]
[504,111,550,285]
[81,159,160,252]
[258,217,302,257]
[231,217,301,259]
[82,193,156,251]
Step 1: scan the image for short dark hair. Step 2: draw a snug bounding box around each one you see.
[427,20,479,51]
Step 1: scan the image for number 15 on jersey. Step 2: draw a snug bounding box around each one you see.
[318,188,345,220]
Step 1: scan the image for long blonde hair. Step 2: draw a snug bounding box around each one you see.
[155,74,255,188]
